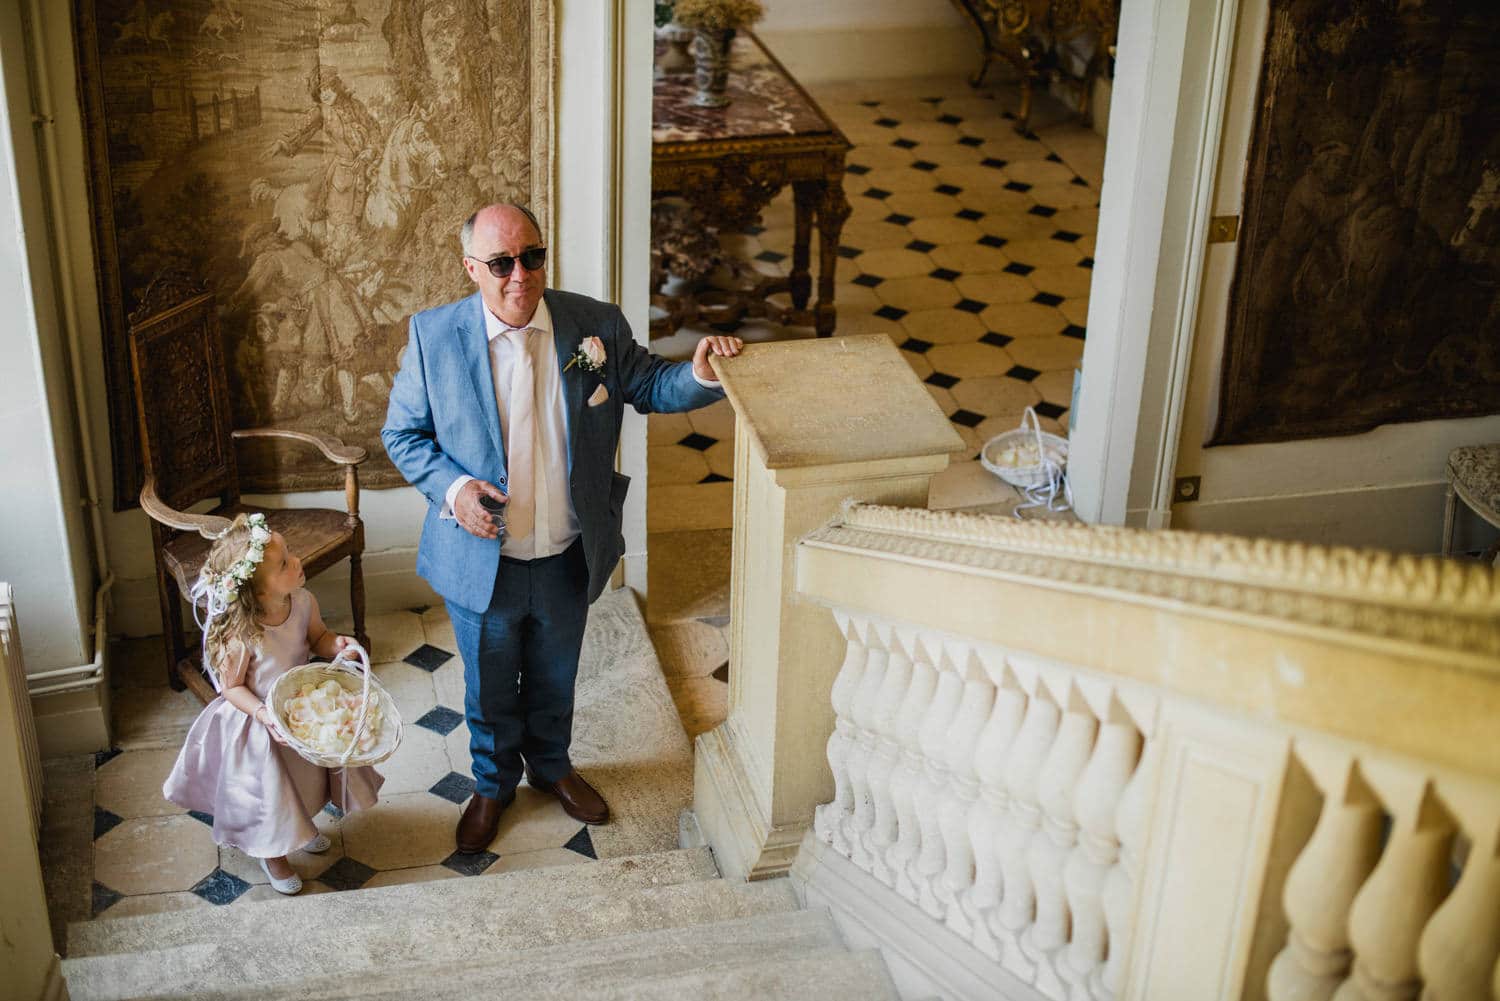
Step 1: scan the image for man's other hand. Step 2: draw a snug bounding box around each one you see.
[692,335,744,381]
[456,479,508,539]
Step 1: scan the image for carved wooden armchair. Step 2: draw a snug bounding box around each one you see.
[126,272,369,702]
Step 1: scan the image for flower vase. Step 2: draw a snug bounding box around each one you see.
[656,22,694,76]
[691,28,735,108]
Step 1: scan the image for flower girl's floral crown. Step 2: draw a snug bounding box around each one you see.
[189,513,272,625]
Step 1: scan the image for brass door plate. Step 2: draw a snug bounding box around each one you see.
[1174,475,1201,503]
[1207,216,1239,243]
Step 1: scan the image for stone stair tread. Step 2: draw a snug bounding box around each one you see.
[68,847,717,958]
[78,909,850,1001]
[63,878,806,1000]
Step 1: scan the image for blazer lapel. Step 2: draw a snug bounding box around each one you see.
[457,293,506,467]
[548,291,585,462]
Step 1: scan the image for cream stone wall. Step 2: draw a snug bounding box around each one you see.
[755,0,973,83]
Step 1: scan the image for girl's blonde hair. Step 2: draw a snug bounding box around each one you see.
[200,514,270,684]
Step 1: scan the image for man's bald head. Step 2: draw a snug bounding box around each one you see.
[460,203,542,255]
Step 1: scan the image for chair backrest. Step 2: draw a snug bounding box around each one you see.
[127,271,240,515]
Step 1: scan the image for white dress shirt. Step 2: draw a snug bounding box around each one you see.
[443,297,723,562]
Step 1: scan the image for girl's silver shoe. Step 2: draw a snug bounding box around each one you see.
[259,857,303,895]
[301,833,331,853]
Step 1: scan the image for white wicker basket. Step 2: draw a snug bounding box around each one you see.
[264,645,403,768]
[980,406,1068,490]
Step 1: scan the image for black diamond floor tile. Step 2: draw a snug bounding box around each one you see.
[564,827,597,859]
[852,273,883,288]
[1035,401,1068,420]
[1079,257,1094,269]
[874,116,900,128]
[404,644,454,672]
[678,432,718,451]
[95,747,122,769]
[981,157,1008,169]
[711,662,730,683]
[320,856,378,891]
[860,99,881,107]
[921,96,943,104]
[1029,205,1058,218]
[1004,180,1032,192]
[1032,291,1064,307]
[980,331,1013,348]
[1071,176,1090,187]
[958,135,984,147]
[442,849,498,876]
[837,245,862,259]
[1046,152,1064,163]
[875,305,908,321]
[925,371,960,389]
[938,113,963,125]
[406,604,432,615]
[892,138,918,150]
[1006,365,1042,383]
[955,299,986,314]
[950,409,985,428]
[978,234,1007,249]
[929,267,960,282]
[911,160,938,172]
[955,208,984,221]
[191,868,252,906]
[755,249,787,263]
[700,472,732,484]
[92,881,122,916]
[1004,262,1035,276]
[1063,324,1087,340]
[416,705,466,737]
[934,183,962,196]
[188,810,215,827]
[900,337,934,354]
[1051,230,1082,243]
[95,806,123,840]
[863,187,892,200]
[429,771,477,806]
[905,239,936,253]
[845,163,870,176]
[884,213,914,226]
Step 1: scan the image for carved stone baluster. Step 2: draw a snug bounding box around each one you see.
[842,629,891,873]
[939,649,997,940]
[815,613,867,853]
[1267,760,1385,1001]
[1024,683,1100,998]
[890,646,939,903]
[968,666,1029,960]
[995,683,1063,981]
[864,630,916,886]
[1333,783,1455,1001]
[1060,695,1141,999]
[912,656,966,918]
[1418,820,1500,1001]
[1093,732,1160,1000]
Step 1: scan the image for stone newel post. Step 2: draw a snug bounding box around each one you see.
[692,335,964,881]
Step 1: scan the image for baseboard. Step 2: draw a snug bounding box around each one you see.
[32,686,110,757]
[1171,479,1496,555]
[757,25,979,84]
[790,832,1046,1001]
[693,722,805,881]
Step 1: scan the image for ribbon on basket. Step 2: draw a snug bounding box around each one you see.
[1013,407,1072,519]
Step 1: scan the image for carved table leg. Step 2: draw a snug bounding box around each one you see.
[791,181,818,310]
[813,173,852,337]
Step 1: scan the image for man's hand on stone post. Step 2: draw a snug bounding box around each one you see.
[692,335,744,381]
[456,479,508,540]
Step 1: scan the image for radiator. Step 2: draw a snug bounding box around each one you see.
[0,583,44,838]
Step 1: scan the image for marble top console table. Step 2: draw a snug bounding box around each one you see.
[651,33,851,338]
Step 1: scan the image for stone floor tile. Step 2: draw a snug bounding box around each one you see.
[831,312,907,338]
[1026,183,1100,211]
[648,620,730,680]
[647,482,734,533]
[929,459,1022,511]
[1005,158,1078,187]
[703,440,735,479]
[689,398,737,441]
[432,658,466,716]
[928,342,1016,378]
[362,864,463,888]
[350,610,427,665]
[951,376,1044,418]
[907,216,985,246]
[833,281,885,310]
[645,529,732,624]
[97,890,213,921]
[1027,266,1094,299]
[847,142,921,170]
[648,411,694,447]
[1060,298,1090,327]
[1004,238,1092,270]
[981,302,1066,338]
[488,847,595,874]
[648,444,711,485]
[1007,335,1084,372]
[95,748,185,820]
[94,815,219,896]
[955,272,1038,305]
[874,276,961,311]
[665,676,729,740]
[485,786,585,855]
[840,219,922,252]
[238,880,335,904]
[372,660,440,724]
[930,242,1010,275]
[883,191,965,220]
[899,309,986,345]
[891,120,969,145]
[340,791,461,870]
[376,724,451,797]
[978,211,1064,243]
[1033,369,1077,405]
[111,685,207,751]
[444,724,474,780]
[902,350,935,380]
[1051,207,1100,235]
[856,246,937,280]
[861,166,947,194]
[925,385,958,415]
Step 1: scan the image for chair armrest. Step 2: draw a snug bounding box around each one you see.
[232,427,368,466]
[140,477,233,539]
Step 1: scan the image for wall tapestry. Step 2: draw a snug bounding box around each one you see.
[77,0,553,502]
[1213,0,1500,445]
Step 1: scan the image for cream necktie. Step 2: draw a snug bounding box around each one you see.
[503,327,536,542]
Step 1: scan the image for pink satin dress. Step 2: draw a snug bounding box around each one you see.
[162,589,384,858]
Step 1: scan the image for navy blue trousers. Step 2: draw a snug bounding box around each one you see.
[446,540,589,799]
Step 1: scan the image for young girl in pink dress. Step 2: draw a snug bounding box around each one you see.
[163,513,383,894]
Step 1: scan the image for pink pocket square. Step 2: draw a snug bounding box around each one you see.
[587,384,609,407]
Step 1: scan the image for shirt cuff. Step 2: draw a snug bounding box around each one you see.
[693,371,722,389]
[441,475,474,519]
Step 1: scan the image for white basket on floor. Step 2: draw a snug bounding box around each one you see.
[980,406,1068,490]
[264,644,403,768]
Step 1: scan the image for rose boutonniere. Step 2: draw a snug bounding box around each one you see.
[564,336,606,375]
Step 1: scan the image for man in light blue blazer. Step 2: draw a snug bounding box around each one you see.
[383,203,741,852]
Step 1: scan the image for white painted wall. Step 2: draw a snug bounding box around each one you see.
[754,0,974,83]
[8,1,651,642]
[1168,0,1500,553]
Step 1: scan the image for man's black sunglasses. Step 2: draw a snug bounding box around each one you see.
[467,247,547,277]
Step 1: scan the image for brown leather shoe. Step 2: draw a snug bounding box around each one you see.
[526,768,609,825]
[455,792,511,853]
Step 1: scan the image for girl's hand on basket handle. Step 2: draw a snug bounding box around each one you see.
[255,705,290,746]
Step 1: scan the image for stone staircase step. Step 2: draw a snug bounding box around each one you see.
[64,876,806,999]
[89,908,850,1001]
[68,847,717,959]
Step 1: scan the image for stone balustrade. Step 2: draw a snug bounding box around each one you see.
[788,503,1500,1001]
